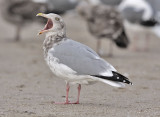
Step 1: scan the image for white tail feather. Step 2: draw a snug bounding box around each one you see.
[98,79,125,88]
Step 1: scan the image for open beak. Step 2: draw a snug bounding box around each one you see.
[36,13,53,35]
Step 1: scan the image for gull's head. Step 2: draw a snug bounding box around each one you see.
[36,13,65,35]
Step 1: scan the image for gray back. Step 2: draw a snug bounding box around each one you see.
[49,39,115,75]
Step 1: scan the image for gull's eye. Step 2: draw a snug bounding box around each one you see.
[55,17,60,21]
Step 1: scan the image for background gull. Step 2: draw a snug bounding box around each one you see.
[101,0,122,6]
[1,0,46,41]
[33,0,79,15]
[1,0,79,42]
[37,13,132,104]
[118,0,160,51]
[77,0,129,56]
[45,0,78,15]
[146,0,160,18]
[146,0,160,38]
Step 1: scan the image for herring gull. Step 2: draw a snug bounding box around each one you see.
[36,13,132,104]
[77,0,129,56]
[1,0,46,41]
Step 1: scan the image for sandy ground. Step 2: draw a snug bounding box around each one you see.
[0,11,160,117]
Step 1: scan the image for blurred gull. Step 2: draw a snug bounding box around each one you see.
[1,0,46,41]
[146,0,160,38]
[146,0,160,17]
[45,0,78,15]
[32,0,47,3]
[119,0,159,51]
[101,0,122,6]
[77,0,129,56]
[37,13,132,104]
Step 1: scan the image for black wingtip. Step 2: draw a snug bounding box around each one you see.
[140,19,158,27]
[112,71,132,85]
[91,71,132,85]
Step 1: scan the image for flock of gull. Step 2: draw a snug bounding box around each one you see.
[2,0,160,104]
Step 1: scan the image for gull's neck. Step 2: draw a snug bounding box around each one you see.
[43,28,66,57]
[45,28,66,39]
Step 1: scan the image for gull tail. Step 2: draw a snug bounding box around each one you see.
[92,71,132,88]
[114,29,130,48]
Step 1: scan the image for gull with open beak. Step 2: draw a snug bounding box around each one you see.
[37,13,54,35]
[36,13,132,104]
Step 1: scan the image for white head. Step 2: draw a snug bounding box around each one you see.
[36,13,66,37]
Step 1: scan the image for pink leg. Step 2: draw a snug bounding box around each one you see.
[73,84,81,104]
[132,36,138,51]
[65,83,70,103]
[54,83,70,104]
[54,83,81,104]
[108,40,113,57]
[97,39,102,55]
[144,33,150,51]
[15,25,21,41]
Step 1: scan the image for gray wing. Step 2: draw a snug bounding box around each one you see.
[120,6,145,23]
[48,39,116,76]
